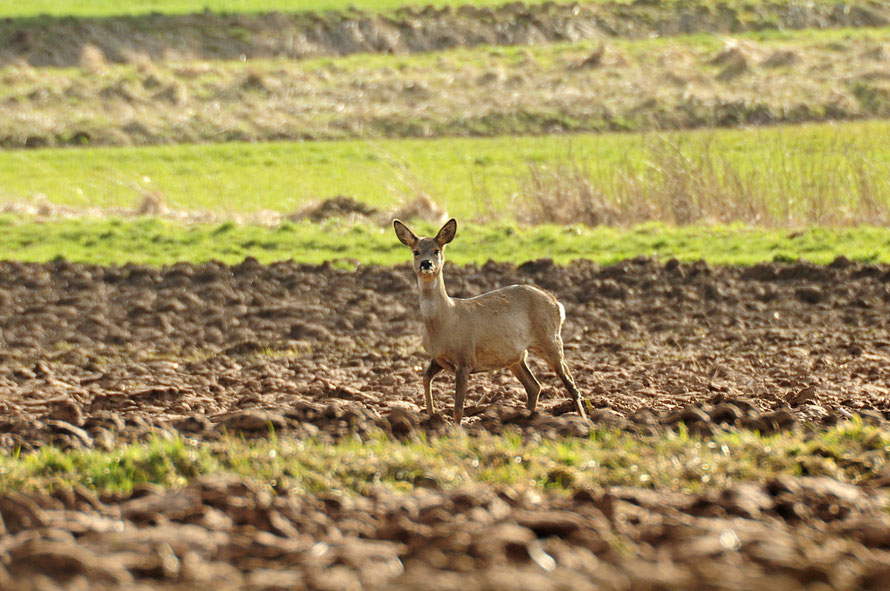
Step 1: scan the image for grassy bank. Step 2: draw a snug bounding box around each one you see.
[4,120,890,225]
[4,27,890,147]
[5,419,886,494]
[1,217,888,266]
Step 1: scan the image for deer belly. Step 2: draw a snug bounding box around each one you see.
[473,343,525,371]
[425,327,526,372]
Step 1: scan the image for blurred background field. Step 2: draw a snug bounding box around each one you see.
[1,0,591,17]
[1,0,889,262]
[1,0,862,18]
[4,27,890,146]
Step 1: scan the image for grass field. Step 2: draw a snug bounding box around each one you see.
[4,120,890,225]
[0,0,843,18]
[4,420,884,494]
[1,217,887,266]
[0,0,590,18]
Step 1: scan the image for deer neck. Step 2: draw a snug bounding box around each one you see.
[417,273,453,331]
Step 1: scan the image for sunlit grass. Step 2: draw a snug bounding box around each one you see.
[3,120,890,222]
[0,217,888,266]
[0,0,845,18]
[3,419,886,494]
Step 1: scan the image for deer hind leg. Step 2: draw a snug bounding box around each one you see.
[537,339,588,420]
[423,359,444,415]
[453,366,471,424]
[509,351,542,412]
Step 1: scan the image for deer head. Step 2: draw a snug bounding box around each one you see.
[393,218,456,283]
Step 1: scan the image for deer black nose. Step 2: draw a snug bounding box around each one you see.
[420,260,433,270]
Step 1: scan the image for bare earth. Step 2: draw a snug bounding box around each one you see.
[2,257,890,589]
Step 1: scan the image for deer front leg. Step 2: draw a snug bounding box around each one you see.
[423,359,444,415]
[453,366,471,424]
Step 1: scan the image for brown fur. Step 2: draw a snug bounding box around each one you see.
[393,218,588,423]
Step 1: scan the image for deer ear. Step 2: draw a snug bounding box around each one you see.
[393,219,418,248]
[435,218,457,246]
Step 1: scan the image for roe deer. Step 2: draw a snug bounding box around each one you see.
[393,218,588,424]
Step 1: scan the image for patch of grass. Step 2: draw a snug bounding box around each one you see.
[0,0,851,18]
[0,0,571,18]
[0,217,888,266]
[3,120,890,223]
[3,420,887,494]
[17,437,216,493]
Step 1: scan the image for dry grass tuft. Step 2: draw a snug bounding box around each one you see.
[862,44,888,61]
[126,50,159,77]
[33,193,55,217]
[760,49,799,69]
[137,191,169,216]
[79,43,108,75]
[517,163,620,226]
[710,40,757,81]
[573,44,605,69]
[709,39,761,64]
[154,82,189,106]
[517,134,890,227]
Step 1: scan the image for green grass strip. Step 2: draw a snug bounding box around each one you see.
[4,419,886,494]
[0,0,616,18]
[4,120,890,222]
[0,218,888,266]
[1,0,845,19]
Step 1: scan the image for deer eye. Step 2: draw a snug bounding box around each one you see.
[433,249,440,255]
[412,250,419,257]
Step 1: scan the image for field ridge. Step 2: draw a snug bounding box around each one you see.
[3,1,889,68]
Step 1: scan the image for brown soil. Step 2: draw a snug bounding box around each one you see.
[4,473,890,591]
[3,2,889,68]
[1,257,889,450]
[2,258,890,589]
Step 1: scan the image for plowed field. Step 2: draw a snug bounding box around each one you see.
[2,258,890,590]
